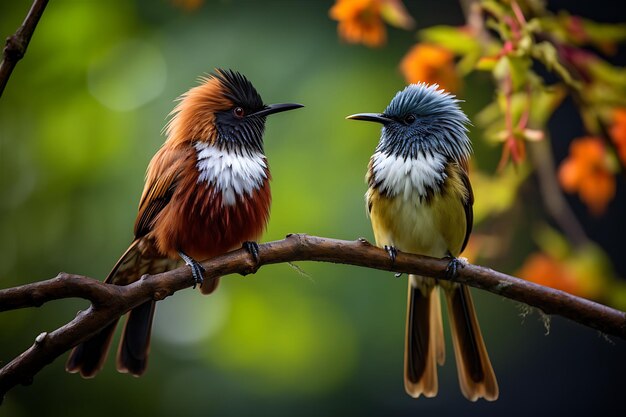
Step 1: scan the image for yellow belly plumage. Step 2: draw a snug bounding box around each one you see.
[367,180,467,259]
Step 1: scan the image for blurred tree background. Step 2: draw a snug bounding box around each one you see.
[1,0,625,416]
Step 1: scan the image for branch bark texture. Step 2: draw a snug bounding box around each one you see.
[0,0,49,97]
[1,234,625,402]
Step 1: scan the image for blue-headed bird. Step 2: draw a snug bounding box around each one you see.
[347,83,498,401]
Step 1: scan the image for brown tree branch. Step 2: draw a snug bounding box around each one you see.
[1,234,625,402]
[0,0,49,97]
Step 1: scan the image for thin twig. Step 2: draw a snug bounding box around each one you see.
[1,234,624,402]
[0,0,50,97]
[528,140,590,248]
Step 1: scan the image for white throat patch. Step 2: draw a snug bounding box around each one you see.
[371,151,446,200]
[195,143,267,206]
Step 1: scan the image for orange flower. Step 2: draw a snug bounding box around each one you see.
[609,107,626,165]
[517,253,581,296]
[558,136,615,215]
[400,43,461,93]
[329,0,386,47]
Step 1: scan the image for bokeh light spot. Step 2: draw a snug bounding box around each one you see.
[207,286,358,395]
[153,287,230,353]
[88,39,166,111]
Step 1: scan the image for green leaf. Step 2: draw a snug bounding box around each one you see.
[531,41,582,90]
[476,85,563,146]
[568,244,614,299]
[507,55,532,90]
[585,82,626,109]
[475,98,501,128]
[475,56,499,71]
[381,0,415,30]
[533,225,571,260]
[492,56,509,81]
[490,55,532,90]
[582,19,626,44]
[419,25,480,55]
[481,0,506,19]
[528,85,567,127]
[588,58,626,90]
[608,281,626,311]
[472,164,531,223]
[458,51,483,75]
[540,12,626,47]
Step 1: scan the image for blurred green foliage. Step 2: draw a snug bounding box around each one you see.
[1,1,625,416]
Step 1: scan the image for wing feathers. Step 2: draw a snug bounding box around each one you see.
[135,146,187,238]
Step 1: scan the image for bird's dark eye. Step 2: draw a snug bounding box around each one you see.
[233,107,245,118]
[404,114,416,124]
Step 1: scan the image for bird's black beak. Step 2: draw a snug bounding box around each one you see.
[253,103,304,117]
[346,113,393,125]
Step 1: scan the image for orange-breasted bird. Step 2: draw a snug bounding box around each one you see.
[66,69,302,378]
[347,83,498,401]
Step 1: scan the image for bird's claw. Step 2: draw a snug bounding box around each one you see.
[242,241,260,264]
[445,257,464,280]
[190,262,206,289]
[179,251,205,289]
[384,245,398,262]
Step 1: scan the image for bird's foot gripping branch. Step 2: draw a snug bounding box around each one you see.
[1,234,626,402]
